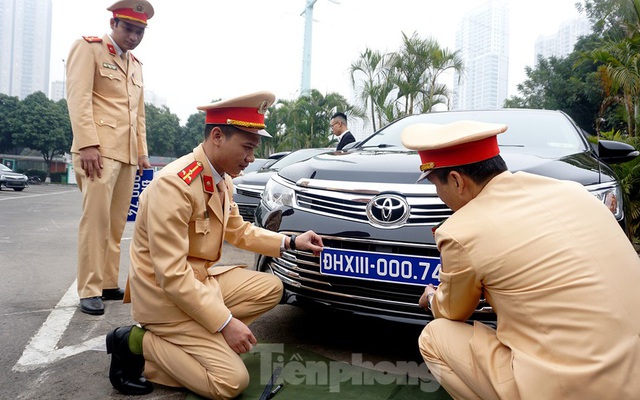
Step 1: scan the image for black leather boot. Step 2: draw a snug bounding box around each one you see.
[106,326,153,395]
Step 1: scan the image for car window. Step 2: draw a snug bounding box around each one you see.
[359,110,589,158]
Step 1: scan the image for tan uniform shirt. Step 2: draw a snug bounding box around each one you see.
[66,34,147,164]
[432,171,640,399]
[127,145,284,333]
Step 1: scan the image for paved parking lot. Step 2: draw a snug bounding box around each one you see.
[0,184,448,399]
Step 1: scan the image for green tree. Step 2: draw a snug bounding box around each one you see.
[587,38,640,137]
[419,39,464,113]
[389,32,430,116]
[286,90,351,149]
[578,0,637,40]
[350,32,462,128]
[0,93,20,153]
[176,111,205,157]
[145,104,182,156]
[504,35,602,132]
[349,48,388,132]
[12,92,71,178]
[255,90,361,156]
[388,32,463,116]
[580,0,640,137]
[258,102,291,157]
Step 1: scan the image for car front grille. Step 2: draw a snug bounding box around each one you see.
[234,184,264,223]
[236,187,262,198]
[264,235,493,323]
[295,190,450,226]
[238,204,257,223]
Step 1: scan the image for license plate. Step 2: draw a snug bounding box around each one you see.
[320,247,441,286]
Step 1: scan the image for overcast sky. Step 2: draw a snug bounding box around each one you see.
[49,0,583,125]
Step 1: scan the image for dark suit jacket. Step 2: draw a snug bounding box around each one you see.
[336,131,356,150]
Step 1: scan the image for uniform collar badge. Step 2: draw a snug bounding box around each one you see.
[178,161,203,185]
[107,43,116,56]
[203,175,214,193]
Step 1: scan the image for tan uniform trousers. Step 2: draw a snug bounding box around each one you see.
[419,319,520,400]
[73,155,136,299]
[141,268,283,400]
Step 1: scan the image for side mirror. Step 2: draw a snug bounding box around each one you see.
[598,140,639,164]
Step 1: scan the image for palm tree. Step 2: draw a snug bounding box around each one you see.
[389,32,431,115]
[421,44,464,112]
[349,48,389,132]
[588,40,640,137]
[584,0,640,137]
[260,90,359,152]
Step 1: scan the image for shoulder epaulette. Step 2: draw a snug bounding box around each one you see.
[82,36,103,43]
[178,161,203,185]
[131,53,142,64]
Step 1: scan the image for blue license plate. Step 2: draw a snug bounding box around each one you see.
[320,247,441,286]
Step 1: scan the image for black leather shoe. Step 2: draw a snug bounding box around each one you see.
[102,288,125,301]
[106,326,153,395]
[80,296,104,315]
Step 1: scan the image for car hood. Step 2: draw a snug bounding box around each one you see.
[233,169,277,186]
[277,148,615,186]
[1,170,27,178]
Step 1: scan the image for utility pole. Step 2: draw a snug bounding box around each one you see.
[62,59,66,99]
[300,0,317,97]
[299,0,339,98]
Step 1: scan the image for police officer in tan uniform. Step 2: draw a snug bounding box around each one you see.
[66,0,153,315]
[105,92,324,397]
[401,121,640,400]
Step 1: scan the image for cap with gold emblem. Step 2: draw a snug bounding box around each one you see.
[401,120,508,182]
[197,91,276,138]
[107,0,154,27]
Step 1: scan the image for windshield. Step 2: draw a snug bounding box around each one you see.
[358,109,590,158]
[0,164,13,172]
[264,148,332,171]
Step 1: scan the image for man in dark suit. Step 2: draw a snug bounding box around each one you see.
[330,112,356,150]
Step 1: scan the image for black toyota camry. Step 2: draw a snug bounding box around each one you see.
[254,109,638,325]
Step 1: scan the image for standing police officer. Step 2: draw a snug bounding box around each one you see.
[66,0,154,315]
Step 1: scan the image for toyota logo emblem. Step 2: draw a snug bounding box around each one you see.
[366,194,410,228]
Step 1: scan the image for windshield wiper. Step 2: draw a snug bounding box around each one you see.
[359,144,397,149]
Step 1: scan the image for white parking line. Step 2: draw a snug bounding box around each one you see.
[0,189,76,201]
[12,281,104,372]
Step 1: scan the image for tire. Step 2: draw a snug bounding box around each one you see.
[13,188,24,191]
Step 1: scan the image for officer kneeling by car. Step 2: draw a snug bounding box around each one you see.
[106,91,323,399]
[401,120,640,400]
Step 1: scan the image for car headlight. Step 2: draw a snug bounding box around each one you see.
[262,177,295,210]
[588,182,623,220]
[0,174,4,180]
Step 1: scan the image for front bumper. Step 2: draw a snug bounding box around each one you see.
[255,206,495,325]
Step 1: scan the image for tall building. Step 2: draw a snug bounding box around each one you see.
[50,80,64,102]
[535,18,591,61]
[453,0,510,110]
[0,0,52,99]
